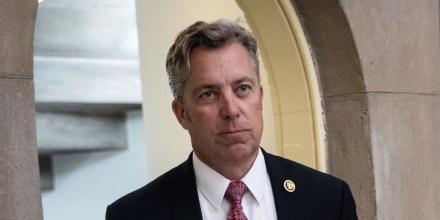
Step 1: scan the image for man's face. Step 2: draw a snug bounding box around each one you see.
[172,43,264,174]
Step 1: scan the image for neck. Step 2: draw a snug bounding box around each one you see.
[194,149,259,180]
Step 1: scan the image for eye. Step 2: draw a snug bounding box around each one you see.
[236,84,252,96]
[198,90,217,101]
[201,91,213,98]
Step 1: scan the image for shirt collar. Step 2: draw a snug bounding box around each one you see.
[192,148,267,209]
[241,148,266,205]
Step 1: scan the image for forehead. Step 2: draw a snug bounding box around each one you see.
[187,43,257,83]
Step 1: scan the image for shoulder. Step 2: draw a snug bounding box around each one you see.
[264,149,345,184]
[106,159,192,219]
[263,150,357,219]
[263,150,352,200]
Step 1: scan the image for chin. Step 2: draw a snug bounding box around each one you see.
[224,143,258,157]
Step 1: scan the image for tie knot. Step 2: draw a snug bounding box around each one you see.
[225,180,248,203]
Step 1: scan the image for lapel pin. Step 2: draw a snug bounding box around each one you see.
[284,179,295,192]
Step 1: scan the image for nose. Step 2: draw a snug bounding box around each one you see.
[220,92,240,120]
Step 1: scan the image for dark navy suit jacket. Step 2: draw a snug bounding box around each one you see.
[106,149,358,220]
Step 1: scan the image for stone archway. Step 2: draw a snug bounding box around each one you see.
[237,0,376,219]
[237,0,328,172]
[290,2,376,219]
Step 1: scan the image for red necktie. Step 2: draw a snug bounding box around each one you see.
[225,180,248,220]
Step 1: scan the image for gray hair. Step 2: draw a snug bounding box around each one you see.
[165,19,260,101]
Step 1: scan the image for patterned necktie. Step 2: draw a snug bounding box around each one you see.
[225,180,248,220]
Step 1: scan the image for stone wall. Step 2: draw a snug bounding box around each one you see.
[292,0,440,219]
[341,0,440,219]
[0,0,43,219]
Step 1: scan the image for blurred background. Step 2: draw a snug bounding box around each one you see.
[34,0,145,219]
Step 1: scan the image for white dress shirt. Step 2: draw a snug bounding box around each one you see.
[193,148,278,220]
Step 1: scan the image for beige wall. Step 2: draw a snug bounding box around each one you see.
[135,0,277,180]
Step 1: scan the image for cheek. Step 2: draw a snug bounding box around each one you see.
[186,108,215,129]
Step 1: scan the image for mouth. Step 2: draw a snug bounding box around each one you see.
[217,128,252,145]
[218,129,249,135]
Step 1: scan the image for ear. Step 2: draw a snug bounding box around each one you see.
[172,99,189,130]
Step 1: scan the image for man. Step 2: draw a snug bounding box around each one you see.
[106,19,357,220]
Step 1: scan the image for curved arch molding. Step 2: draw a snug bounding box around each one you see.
[236,0,326,171]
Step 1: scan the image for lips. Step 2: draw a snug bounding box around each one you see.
[218,129,250,135]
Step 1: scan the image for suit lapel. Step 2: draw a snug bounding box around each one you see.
[164,153,203,220]
[263,149,303,220]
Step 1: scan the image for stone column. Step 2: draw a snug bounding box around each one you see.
[291,0,440,219]
[0,0,43,219]
[340,0,440,219]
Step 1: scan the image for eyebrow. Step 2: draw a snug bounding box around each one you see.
[234,76,256,85]
[191,76,257,96]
